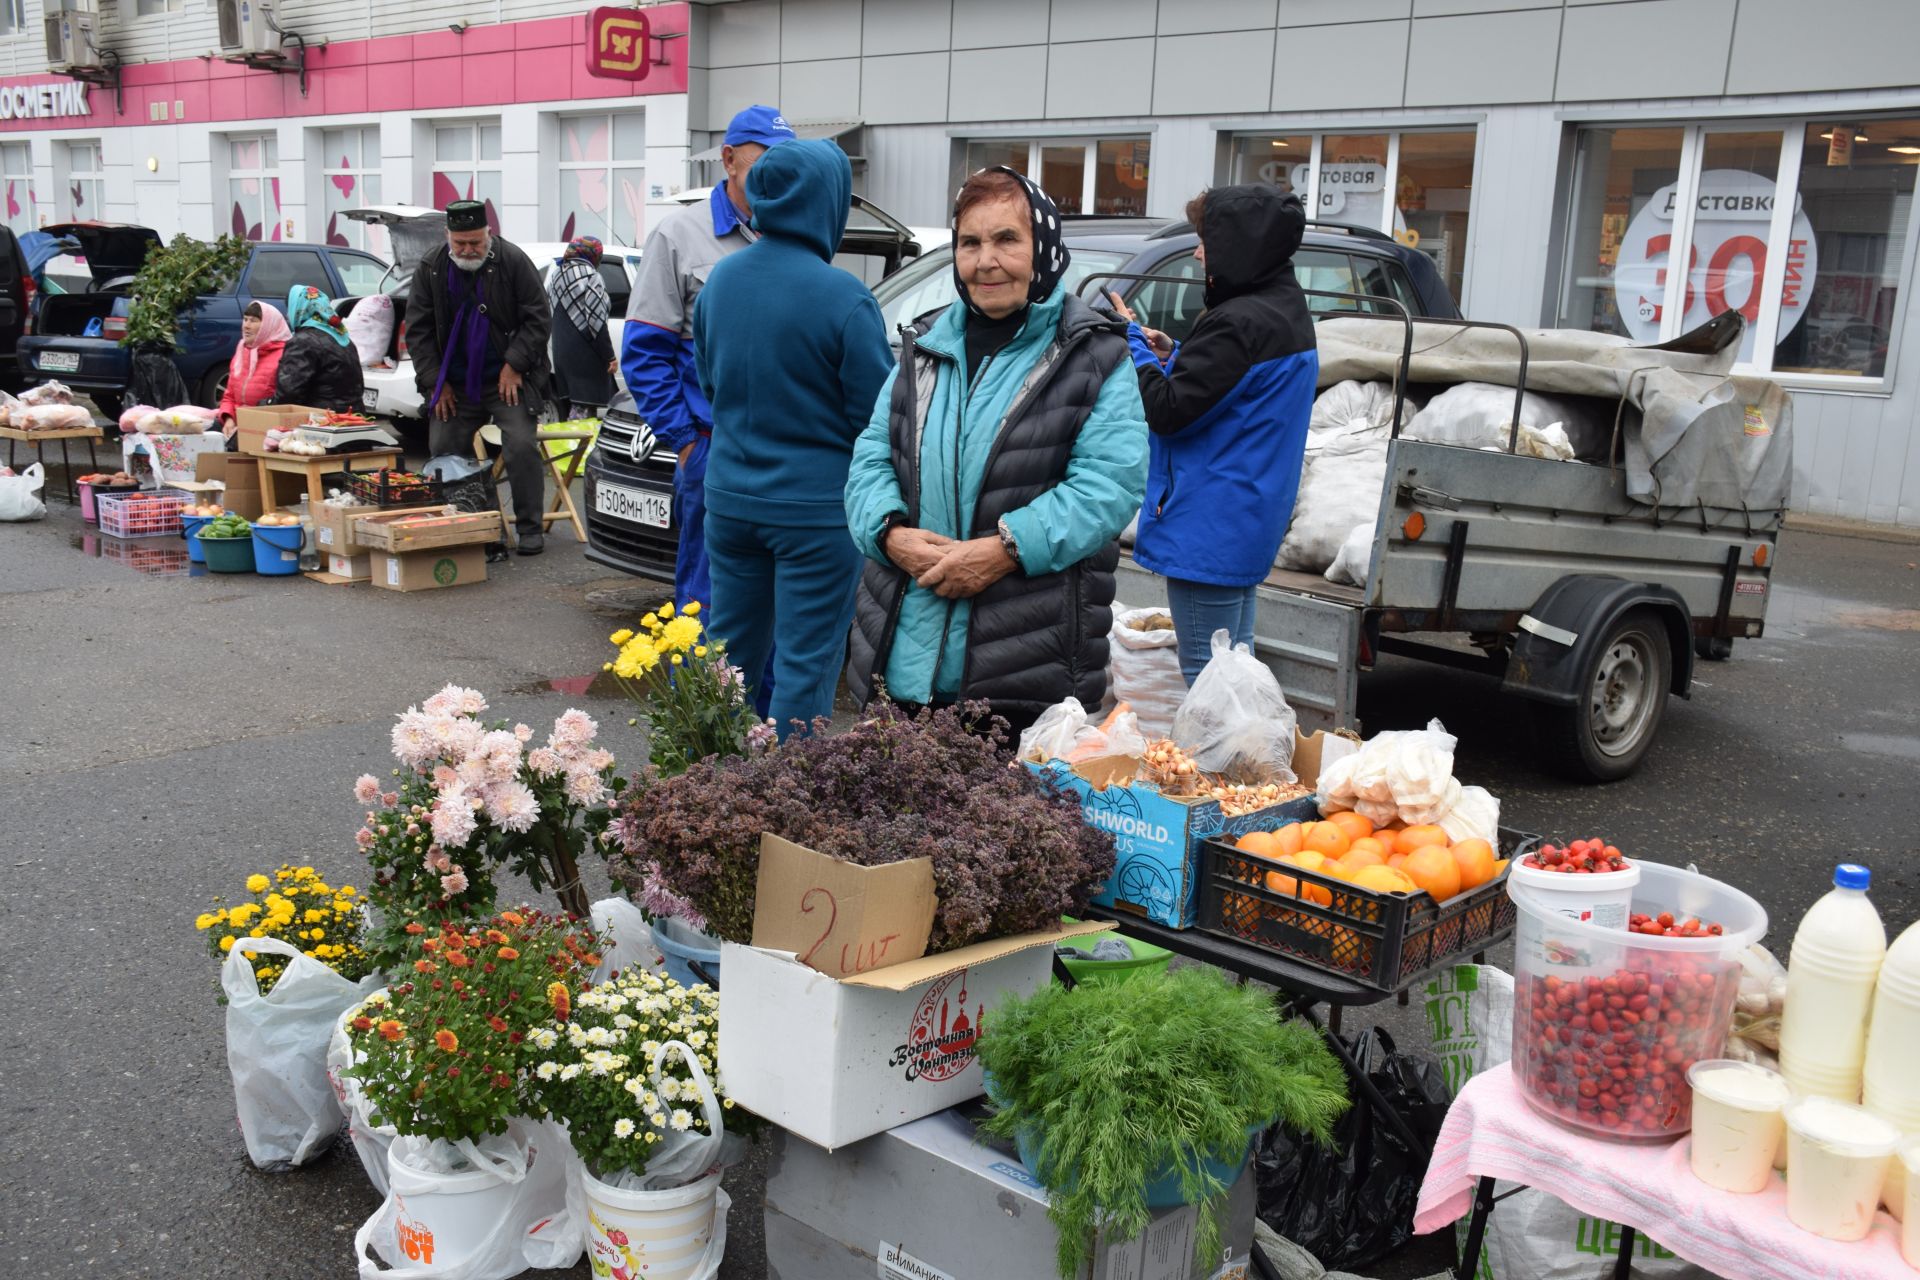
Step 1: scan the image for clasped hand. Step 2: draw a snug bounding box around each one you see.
[883,525,1018,600]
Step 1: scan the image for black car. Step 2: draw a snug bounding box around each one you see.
[584,215,1460,583]
[0,226,30,391]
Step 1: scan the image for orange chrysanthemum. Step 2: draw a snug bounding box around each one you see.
[377,1020,403,1042]
[434,1029,459,1053]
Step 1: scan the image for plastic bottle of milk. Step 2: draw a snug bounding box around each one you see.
[1866,919,1920,1216]
[1779,864,1886,1103]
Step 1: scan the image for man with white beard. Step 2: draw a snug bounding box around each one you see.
[404,199,555,554]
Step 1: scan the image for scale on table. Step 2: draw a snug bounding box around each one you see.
[286,420,402,454]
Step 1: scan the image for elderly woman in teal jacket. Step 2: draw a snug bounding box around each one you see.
[844,166,1148,735]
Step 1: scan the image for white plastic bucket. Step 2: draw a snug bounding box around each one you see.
[384,1135,530,1272]
[582,1165,722,1280]
[1507,858,1640,929]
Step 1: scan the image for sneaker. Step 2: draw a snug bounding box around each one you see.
[516,532,545,556]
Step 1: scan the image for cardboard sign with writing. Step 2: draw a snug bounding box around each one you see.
[751,835,936,980]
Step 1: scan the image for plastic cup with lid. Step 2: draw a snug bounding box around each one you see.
[1784,1096,1901,1241]
[1686,1058,1792,1193]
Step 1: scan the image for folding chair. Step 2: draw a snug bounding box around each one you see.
[473,420,598,545]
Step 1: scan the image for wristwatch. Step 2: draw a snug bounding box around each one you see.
[996,517,1021,567]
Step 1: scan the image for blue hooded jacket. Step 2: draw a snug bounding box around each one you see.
[692,140,892,528]
[1129,185,1319,587]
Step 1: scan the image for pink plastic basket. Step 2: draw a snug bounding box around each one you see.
[97,491,188,539]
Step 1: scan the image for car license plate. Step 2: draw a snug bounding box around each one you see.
[361,388,379,411]
[594,481,671,529]
[37,351,80,372]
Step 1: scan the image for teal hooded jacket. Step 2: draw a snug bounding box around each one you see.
[844,285,1149,706]
[692,140,892,528]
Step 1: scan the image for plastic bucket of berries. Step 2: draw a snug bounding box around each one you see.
[1510,857,1767,1142]
[1507,839,1641,930]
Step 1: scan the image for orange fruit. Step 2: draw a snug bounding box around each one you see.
[1451,838,1498,891]
[1238,830,1284,860]
[1269,855,1331,905]
[1347,836,1389,861]
[1395,824,1450,857]
[1303,823,1351,860]
[1402,846,1463,901]
[1491,858,1510,878]
[1273,823,1306,857]
[1340,848,1385,872]
[1353,865,1418,895]
[1325,811,1374,842]
[1386,851,1409,870]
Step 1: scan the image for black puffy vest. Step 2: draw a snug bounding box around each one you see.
[846,294,1130,721]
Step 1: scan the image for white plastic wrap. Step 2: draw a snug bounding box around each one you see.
[1171,630,1297,781]
[346,293,396,368]
[119,403,160,433]
[1324,522,1374,587]
[19,380,73,406]
[1317,719,1465,828]
[1019,697,1090,764]
[1275,380,1405,573]
[1107,603,1186,739]
[15,403,95,432]
[590,896,670,983]
[1437,785,1500,848]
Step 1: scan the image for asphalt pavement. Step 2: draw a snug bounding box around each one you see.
[0,495,1914,1280]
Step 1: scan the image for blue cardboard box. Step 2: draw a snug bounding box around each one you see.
[1028,732,1332,929]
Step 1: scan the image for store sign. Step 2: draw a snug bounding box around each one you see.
[1286,160,1384,216]
[1614,168,1816,356]
[584,6,651,82]
[0,82,90,121]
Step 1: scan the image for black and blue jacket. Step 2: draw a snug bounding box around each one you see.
[1129,185,1319,587]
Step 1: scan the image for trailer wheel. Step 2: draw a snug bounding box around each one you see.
[1533,607,1671,782]
[1694,636,1733,661]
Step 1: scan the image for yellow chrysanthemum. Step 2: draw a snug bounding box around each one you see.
[658,616,703,653]
[683,601,700,616]
[660,603,675,618]
[194,913,216,930]
[340,886,356,898]
[219,936,236,952]
[609,628,634,645]
[693,645,708,658]
[245,874,269,894]
[670,653,684,667]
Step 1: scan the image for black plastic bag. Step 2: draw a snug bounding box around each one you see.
[129,343,191,412]
[1253,1027,1452,1271]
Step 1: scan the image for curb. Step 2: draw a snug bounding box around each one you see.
[1783,513,1920,547]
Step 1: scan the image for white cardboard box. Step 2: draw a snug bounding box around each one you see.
[327,552,371,581]
[719,921,1100,1152]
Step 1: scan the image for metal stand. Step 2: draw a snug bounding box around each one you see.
[1453,1174,1639,1280]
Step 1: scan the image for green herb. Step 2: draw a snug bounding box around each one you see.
[122,233,253,350]
[978,967,1349,1280]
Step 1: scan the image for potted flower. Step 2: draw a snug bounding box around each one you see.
[605,702,1115,956]
[604,601,770,777]
[523,970,759,1280]
[976,967,1350,1280]
[196,863,374,996]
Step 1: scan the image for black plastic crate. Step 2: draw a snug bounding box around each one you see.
[345,469,445,508]
[1197,827,1541,994]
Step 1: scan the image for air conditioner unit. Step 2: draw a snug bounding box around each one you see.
[215,0,282,56]
[44,10,99,71]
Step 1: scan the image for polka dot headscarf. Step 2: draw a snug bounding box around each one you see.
[952,165,1072,319]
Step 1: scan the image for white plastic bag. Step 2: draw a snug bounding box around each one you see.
[590,896,671,983]
[354,1117,585,1279]
[1425,965,1710,1280]
[223,935,383,1171]
[0,462,46,521]
[1275,381,1406,572]
[16,403,94,432]
[1171,630,1297,781]
[1407,382,1580,461]
[158,404,219,431]
[1316,718,1463,828]
[628,1040,728,1189]
[346,293,397,368]
[119,403,160,434]
[1019,697,1089,763]
[1437,785,1500,847]
[19,379,73,406]
[1107,603,1186,738]
[1324,522,1374,587]
[326,991,400,1197]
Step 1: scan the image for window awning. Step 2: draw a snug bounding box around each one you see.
[689,118,864,164]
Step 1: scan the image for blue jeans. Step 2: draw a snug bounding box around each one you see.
[1165,578,1260,686]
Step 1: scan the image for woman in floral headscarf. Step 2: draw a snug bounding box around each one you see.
[547,236,617,419]
[218,300,290,447]
[273,284,365,413]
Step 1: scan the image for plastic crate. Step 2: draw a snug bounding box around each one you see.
[1197,827,1542,995]
[345,469,444,508]
[97,491,188,539]
[99,534,191,576]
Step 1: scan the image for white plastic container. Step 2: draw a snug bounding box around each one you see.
[1686,1058,1792,1193]
[1778,864,1885,1103]
[583,1165,724,1280]
[1784,1096,1900,1241]
[1900,1138,1920,1267]
[1865,919,1920,1217]
[382,1132,530,1271]
[1506,857,1641,930]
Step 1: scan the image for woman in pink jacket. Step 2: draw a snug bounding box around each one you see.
[218,301,289,448]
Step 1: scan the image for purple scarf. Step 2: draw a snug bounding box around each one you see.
[431,260,491,405]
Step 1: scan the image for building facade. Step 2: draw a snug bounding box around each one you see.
[3,0,1919,526]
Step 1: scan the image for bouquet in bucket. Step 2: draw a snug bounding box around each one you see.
[195,864,373,998]
[343,909,601,1145]
[356,685,625,967]
[605,602,771,776]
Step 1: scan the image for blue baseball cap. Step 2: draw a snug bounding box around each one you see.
[725,104,796,149]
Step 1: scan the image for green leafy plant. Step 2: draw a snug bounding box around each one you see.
[123,232,253,349]
[605,602,767,776]
[977,967,1349,1280]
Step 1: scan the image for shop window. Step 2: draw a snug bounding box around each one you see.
[556,112,645,248]
[960,137,1150,217]
[227,133,282,242]
[0,0,24,37]
[1555,127,1684,339]
[431,121,502,235]
[60,140,102,222]
[320,126,383,254]
[135,0,182,13]
[1396,131,1476,310]
[2,142,34,238]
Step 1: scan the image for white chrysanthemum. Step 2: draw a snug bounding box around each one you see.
[624,1077,645,1099]
[613,1117,636,1139]
[535,1061,559,1081]
[564,767,609,807]
[390,709,438,767]
[550,708,598,752]
[529,1027,559,1050]
[670,1109,693,1132]
[641,1090,658,1109]
[526,747,563,777]
[649,1110,667,1128]
[687,1030,708,1049]
[483,780,539,834]
[430,793,478,848]
[559,1064,583,1082]
[612,1013,635,1031]
[658,1077,681,1102]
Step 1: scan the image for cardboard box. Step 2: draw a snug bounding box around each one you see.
[233,404,320,457]
[1027,730,1353,930]
[762,1106,1256,1280]
[327,552,372,581]
[353,508,502,554]
[192,452,262,520]
[313,502,450,556]
[374,545,487,592]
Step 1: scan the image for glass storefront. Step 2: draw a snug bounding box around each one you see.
[961,136,1151,217]
[320,127,383,253]
[556,112,646,247]
[431,121,503,235]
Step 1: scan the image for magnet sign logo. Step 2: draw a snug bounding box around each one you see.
[586,7,652,82]
[889,970,981,1083]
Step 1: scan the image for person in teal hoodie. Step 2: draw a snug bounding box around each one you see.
[691,139,893,739]
[843,167,1148,734]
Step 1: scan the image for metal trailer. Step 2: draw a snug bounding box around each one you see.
[1098,289,1782,783]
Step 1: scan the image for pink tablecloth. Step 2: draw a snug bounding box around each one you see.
[1416,1062,1914,1280]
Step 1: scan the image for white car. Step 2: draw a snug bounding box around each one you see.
[339,206,641,426]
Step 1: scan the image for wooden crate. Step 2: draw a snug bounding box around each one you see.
[352,508,503,554]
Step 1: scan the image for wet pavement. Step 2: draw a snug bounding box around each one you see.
[1,493,1916,1280]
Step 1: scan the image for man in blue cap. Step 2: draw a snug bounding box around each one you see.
[621,104,796,609]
